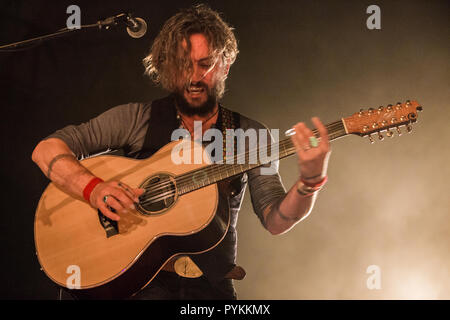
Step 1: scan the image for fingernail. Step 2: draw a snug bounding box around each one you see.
[130,204,136,210]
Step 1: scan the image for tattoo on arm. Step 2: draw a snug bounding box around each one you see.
[264,195,294,227]
[275,196,301,222]
[47,153,76,180]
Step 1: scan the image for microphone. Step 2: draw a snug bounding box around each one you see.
[97,13,147,39]
[125,15,147,39]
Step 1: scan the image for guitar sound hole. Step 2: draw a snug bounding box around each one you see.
[137,173,177,216]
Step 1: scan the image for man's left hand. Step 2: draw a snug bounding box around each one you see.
[290,117,331,183]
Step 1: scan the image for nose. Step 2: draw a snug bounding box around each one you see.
[191,63,207,83]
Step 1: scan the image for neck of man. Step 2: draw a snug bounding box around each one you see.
[178,103,219,135]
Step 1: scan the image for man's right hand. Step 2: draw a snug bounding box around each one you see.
[90,181,145,221]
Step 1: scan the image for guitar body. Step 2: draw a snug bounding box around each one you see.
[34,140,230,299]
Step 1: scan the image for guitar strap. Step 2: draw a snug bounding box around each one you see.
[216,103,240,162]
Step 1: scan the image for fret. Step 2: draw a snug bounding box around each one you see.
[219,166,224,180]
[280,140,287,158]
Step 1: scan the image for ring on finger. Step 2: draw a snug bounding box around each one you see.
[103,195,111,204]
[309,136,319,148]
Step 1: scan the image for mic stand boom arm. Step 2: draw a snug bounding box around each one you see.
[0,13,135,51]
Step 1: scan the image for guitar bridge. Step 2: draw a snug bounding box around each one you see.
[97,209,119,238]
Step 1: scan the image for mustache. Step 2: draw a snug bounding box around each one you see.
[185,81,208,90]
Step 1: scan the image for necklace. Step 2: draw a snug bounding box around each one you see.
[177,106,219,134]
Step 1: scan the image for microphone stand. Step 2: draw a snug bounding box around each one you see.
[0,13,134,51]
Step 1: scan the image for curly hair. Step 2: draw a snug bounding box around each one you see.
[142,4,238,97]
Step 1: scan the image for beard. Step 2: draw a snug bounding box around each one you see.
[173,81,219,117]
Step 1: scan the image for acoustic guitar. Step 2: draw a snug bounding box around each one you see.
[34,100,422,299]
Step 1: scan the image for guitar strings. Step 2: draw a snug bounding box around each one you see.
[165,121,345,188]
[137,122,346,205]
[138,132,345,205]
[170,120,345,189]
[138,121,344,194]
[138,134,348,205]
[137,122,346,206]
[138,122,347,206]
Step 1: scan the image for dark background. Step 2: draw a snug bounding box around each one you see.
[1,0,449,299]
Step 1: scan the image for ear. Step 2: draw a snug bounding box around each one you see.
[222,59,231,80]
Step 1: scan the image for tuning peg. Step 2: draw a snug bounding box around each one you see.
[386,128,394,137]
[396,127,402,136]
[378,132,384,141]
[368,134,375,144]
[387,104,393,111]
[359,109,364,117]
[406,124,413,133]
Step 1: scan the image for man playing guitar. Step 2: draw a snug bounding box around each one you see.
[32,4,331,299]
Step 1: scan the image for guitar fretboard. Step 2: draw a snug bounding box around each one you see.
[176,120,347,195]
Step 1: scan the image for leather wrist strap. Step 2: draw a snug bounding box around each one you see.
[296,183,317,197]
[83,177,104,202]
[297,176,328,197]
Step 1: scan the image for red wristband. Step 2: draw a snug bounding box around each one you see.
[301,175,328,188]
[83,177,104,202]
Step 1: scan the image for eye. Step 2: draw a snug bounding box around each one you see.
[199,63,212,69]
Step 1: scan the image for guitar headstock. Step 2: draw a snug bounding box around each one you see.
[342,100,423,143]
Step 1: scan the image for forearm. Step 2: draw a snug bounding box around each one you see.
[261,116,331,235]
[31,138,95,199]
[263,179,318,235]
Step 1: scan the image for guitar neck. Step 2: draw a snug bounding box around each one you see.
[176,119,347,195]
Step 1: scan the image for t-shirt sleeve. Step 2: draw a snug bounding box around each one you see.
[44,102,150,159]
[241,116,286,226]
